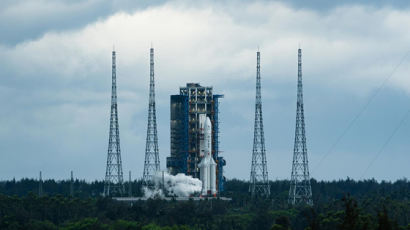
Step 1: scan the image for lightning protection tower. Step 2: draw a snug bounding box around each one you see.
[103,49,125,196]
[70,170,74,197]
[128,171,132,197]
[143,47,160,186]
[289,48,313,206]
[249,50,270,197]
[39,171,43,197]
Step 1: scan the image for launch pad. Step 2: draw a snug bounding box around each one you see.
[113,197,232,202]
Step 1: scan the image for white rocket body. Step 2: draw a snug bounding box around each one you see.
[198,114,217,196]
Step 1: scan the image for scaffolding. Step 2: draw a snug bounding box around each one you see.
[213,94,225,192]
[167,95,189,174]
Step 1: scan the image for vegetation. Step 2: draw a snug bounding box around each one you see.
[0,178,408,229]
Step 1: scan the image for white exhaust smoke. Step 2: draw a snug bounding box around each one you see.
[143,171,202,198]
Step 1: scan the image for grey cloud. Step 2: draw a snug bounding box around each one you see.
[2,0,410,46]
[260,0,410,11]
[0,0,166,46]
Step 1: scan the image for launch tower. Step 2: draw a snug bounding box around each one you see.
[249,50,270,197]
[104,50,125,196]
[289,48,313,206]
[167,83,226,192]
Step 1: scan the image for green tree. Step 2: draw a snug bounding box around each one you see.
[25,220,57,230]
[142,223,162,230]
[61,218,108,230]
[111,220,141,230]
[340,196,360,230]
[377,207,392,230]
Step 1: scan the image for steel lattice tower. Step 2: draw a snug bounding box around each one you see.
[249,50,270,197]
[289,48,313,206]
[103,50,124,196]
[143,47,160,186]
[70,171,74,197]
[39,171,43,197]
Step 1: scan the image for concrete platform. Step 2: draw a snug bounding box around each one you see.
[113,196,232,202]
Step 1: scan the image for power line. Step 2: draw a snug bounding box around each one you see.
[361,107,410,178]
[312,50,410,175]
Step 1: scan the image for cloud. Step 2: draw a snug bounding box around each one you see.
[4,1,410,92]
[0,0,169,46]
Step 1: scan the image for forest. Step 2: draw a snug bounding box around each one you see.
[0,178,408,230]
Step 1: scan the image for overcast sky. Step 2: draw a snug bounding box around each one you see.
[1,0,410,182]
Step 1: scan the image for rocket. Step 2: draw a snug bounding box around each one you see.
[198,114,217,196]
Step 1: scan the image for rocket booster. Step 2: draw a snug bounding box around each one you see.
[198,114,217,196]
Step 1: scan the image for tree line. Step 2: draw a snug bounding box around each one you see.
[0,178,408,229]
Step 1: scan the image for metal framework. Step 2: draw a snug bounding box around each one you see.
[167,83,225,192]
[70,171,74,196]
[104,50,125,196]
[39,171,43,197]
[143,47,160,186]
[249,50,270,197]
[213,95,226,192]
[289,48,313,206]
[128,171,132,197]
